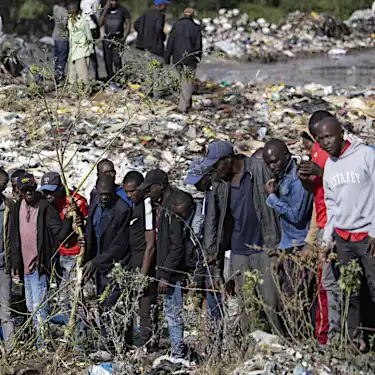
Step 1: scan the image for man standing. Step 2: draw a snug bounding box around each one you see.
[123,171,157,351]
[67,3,93,88]
[0,169,14,347]
[84,174,132,351]
[11,173,76,347]
[315,116,375,349]
[137,169,186,360]
[202,140,282,332]
[99,0,131,81]
[80,0,100,81]
[165,8,202,113]
[52,0,69,82]
[40,171,88,324]
[134,0,168,58]
[263,139,313,251]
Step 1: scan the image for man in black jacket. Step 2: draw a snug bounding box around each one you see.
[83,174,132,351]
[123,171,157,351]
[165,8,202,113]
[202,141,283,333]
[11,173,76,347]
[137,169,186,359]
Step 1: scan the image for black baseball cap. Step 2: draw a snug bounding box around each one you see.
[137,169,168,191]
[40,172,62,192]
[17,173,37,191]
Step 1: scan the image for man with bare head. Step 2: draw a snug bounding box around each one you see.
[315,115,375,350]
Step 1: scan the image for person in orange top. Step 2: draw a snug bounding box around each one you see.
[40,171,88,324]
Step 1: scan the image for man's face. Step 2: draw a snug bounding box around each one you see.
[315,122,342,157]
[213,157,232,180]
[123,181,139,203]
[194,174,211,192]
[158,3,167,11]
[302,138,314,154]
[42,188,60,205]
[0,175,9,194]
[21,187,36,204]
[263,149,288,178]
[98,164,116,181]
[148,184,163,203]
[11,177,21,201]
[110,0,118,9]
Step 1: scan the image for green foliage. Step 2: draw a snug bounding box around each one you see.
[19,0,48,20]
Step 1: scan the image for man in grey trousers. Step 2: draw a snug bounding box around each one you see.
[0,168,14,347]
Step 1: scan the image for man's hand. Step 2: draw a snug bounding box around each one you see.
[319,239,334,261]
[368,236,375,257]
[82,261,96,285]
[158,279,168,294]
[298,161,322,179]
[12,270,20,281]
[299,244,315,263]
[77,236,85,250]
[264,179,277,196]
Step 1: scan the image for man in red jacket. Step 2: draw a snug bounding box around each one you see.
[40,171,88,324]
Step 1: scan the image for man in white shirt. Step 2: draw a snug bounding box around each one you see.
[80,0,100,80]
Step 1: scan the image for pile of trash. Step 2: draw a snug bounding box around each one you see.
[347,7,375,34]
[0,74,375,198]
[201,9,367,62]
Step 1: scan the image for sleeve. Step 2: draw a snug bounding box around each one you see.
[322,173,335,242]
[144,198,154,231]
[134,15,142,32]
[10,206,22,273]
[46,206,73,244]
[195,26,203,60]
[91,206,132,272]
[164,26,174,64]
[203,186,219,259]
[266,178,312,224]
[155,13,166,42]
[76,196,89,218]
[365,148,375,237]
[158,214,185,281]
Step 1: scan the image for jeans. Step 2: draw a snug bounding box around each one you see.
[177,64,196,112]
[205,265,223,321]
[0,269,14,346]
[24,270,49,346]
[54,40,69,81]
[52,255,77,325]
[335,233,375,339]
[164,280,184,358]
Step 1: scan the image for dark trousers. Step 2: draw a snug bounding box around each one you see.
[54,40,69,81]
[335,233,375,339]
[103,40,123,80]
[90,50,99,81]
[139,281,158,347]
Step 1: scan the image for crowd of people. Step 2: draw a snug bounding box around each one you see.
[0,110,374,358]
[52,0,203,112]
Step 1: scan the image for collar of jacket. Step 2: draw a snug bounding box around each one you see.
[279,157,295,180]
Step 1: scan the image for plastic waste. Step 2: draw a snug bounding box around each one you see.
[89,363,113,375]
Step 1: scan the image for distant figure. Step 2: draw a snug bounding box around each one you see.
[165,8,202,113]
[52,0,69,82]
[99,0,131,80]
[67,3,93,88]
[80,0,101,81]
[134,0,169,59]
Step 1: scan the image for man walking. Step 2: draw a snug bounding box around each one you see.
[52,0,69,82]
[40,171,88,324]
[137,169,186,360]
[123,171,157,351]
[202,140,282,332]
[99,0,131,80]
[0,169,14,347]
[165,8,202,113]
[315,116,375,350]
[11,173,77,347]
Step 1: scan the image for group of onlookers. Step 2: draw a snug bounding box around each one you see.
[52,0,203,112]
[1,110,375,358]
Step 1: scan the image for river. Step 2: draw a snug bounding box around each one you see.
[197,49,375,88]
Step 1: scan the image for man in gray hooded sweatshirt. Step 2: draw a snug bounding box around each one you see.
[315,116,375,349]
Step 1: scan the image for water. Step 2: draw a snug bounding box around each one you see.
[197,50,375,88]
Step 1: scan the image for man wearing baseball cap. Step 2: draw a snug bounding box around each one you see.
[203,140,282,332]
[40,171,88,324]
[11,172,79,346]
[138,168,187,359]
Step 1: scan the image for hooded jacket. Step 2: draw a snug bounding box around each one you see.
[11,193,73,277]
[164,16,202,67]
[323,140,375,241]
[204,156,281,265]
